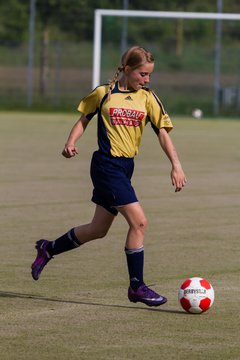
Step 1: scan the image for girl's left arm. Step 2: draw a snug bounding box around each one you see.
[158,128,187,192]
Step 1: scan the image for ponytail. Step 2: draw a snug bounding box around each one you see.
[107,65,124,101]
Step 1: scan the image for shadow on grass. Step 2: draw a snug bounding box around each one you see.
[0,290,185,314]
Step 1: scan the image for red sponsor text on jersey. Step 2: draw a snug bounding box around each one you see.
[109,107,145,127]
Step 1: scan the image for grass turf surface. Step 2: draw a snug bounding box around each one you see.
[0,112,239,360]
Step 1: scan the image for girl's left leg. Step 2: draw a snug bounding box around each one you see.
[118,202,167,307]
[118,202,147,290]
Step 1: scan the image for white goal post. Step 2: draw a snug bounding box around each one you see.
[93,9,240,114]
[93,9,240,89]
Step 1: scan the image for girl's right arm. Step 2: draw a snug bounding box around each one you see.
[62,115,90,158]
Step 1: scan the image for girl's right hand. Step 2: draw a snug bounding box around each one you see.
[62,144,79,158]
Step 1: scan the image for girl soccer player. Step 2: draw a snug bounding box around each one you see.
[31,46,187,307]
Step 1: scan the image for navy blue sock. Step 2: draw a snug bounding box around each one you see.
[125,247,144,290]
[47,228,82,256]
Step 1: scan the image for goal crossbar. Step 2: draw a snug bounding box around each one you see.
[95,9,240,21]
[93,9,240,89]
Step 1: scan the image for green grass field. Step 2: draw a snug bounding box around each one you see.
[0,112,239,360]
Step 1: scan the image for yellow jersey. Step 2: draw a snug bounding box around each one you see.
[78,82,173,157]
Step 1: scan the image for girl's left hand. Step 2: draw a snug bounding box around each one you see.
[171,166,187,192]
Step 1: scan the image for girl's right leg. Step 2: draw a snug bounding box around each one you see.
[31,205,115,280]
[74,205,115,243]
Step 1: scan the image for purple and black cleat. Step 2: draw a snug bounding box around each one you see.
[128,284,167,307]
[31,239,52,280]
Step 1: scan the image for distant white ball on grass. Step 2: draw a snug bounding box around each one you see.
[192,108,203,119]
[178,277,215,314]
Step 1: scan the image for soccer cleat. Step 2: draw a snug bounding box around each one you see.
[128,284,167,307]
[31,239,53,280]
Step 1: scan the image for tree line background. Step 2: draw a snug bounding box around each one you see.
[0,0,239,115]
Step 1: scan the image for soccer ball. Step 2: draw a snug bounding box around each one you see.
[192,108,203,119]
[178,277,215,314]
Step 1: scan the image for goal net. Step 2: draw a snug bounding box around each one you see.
[93,9,240,116]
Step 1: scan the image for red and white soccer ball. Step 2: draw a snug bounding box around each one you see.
[178,277,215,314]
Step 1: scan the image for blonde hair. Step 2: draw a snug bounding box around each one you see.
[107,46,154,100]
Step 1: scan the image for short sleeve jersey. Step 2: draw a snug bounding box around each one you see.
[78,82,173,158]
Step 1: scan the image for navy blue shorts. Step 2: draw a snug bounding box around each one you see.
[90,151,138,215]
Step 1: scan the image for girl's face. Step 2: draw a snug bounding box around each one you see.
[125,62,154,91]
